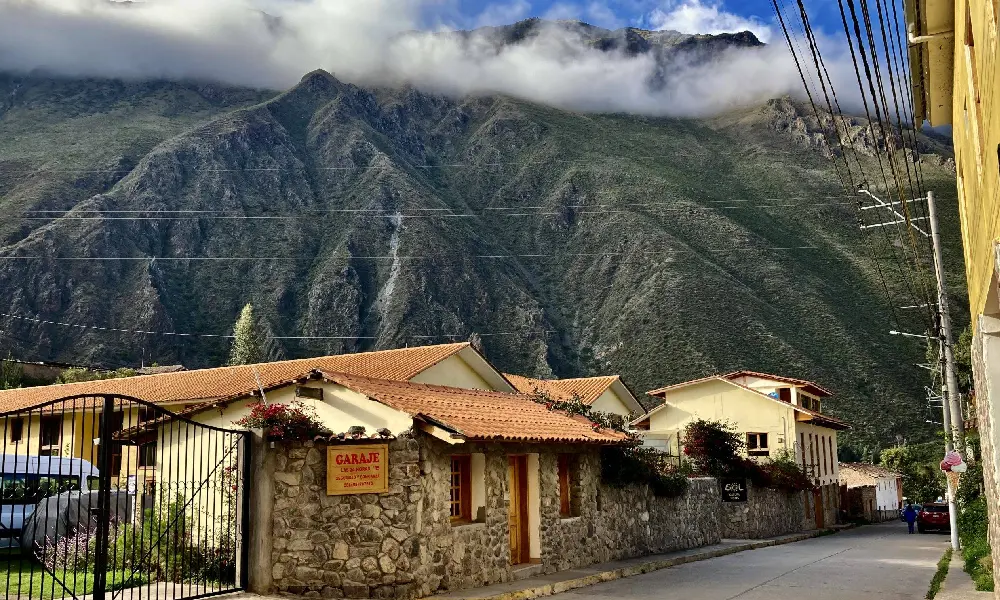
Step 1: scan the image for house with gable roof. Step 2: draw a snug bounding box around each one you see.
[503,373,645,417]
[633,370,850,527]
[0,342,514,479]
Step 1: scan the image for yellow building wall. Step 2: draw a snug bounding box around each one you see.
[589,388,633,416]
[793,422,840,486]
[953,0,1000,323]
[645,380,798,455]
[409,354,495,390]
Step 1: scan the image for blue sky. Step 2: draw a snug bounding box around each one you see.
[428,0,849,42]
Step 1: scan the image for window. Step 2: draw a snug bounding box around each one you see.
[809,433,818,477]
[109,412,124,476]
[799,433,806,468]
[821,435,828,475]
[39,416,61,456]
[9,418,22,443]
[778,388,791,402]
[449,455,472,522]
[0,474,80,505]
[558,454,580,518]
[747,433,769,456]
[138,442,157,468]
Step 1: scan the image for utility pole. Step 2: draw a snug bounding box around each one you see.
[927,190,962,552]
[937,337,953,452]
[927,190,966,453]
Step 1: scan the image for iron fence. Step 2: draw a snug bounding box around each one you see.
[0,394,250,600]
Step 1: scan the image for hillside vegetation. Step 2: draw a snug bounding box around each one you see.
[0,62,963,454]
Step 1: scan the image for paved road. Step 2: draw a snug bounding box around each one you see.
[555,522,949,600]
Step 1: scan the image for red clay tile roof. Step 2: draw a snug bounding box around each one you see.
[648,371,833,398]
[0,343,470,413]
[503,373,620,405]
[319,372,626,444]
[840,462,901,487]
[724,370,833,397]
[641,375,849,431]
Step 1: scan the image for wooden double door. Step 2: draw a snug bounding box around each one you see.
[507,455,530,565]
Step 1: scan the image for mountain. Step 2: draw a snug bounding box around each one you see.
[0,25,962,455]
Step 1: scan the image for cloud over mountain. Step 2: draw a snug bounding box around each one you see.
[0,0,857,117]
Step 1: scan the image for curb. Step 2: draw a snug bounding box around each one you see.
[451,527,847,600]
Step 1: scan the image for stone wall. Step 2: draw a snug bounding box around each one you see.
[971,319,1000,597]
[264,432,806,599]
[720,485,803,539]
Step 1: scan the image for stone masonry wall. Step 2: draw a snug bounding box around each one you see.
[267,432,806,599]
[971,322,1000,598]
[720,485,803,539]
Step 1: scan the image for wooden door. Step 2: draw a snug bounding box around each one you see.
[814,488,824,528]
[507,455,530,565]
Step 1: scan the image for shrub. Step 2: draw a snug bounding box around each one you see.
[526,391,689,498]
[683,420,811,493]
[683,419,745,476]
[233,400,330,440]
[39,526,97,573]
[958,497,994,592]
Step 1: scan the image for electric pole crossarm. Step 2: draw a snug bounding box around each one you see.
[858,188,930,237]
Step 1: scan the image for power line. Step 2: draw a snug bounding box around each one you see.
[0,311,554,341]
[0,246,825,262]
[14,200,865,221]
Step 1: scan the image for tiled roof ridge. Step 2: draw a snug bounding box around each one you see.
[840,462,901,477]
[318,370,525,400]
[723,370,833,396]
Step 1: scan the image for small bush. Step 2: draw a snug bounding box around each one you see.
[39,526,97,573]
[958,498,994,591]
[683,420,811,493]
[234,400,330,440]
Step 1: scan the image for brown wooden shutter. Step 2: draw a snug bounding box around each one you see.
[558,455,572,517]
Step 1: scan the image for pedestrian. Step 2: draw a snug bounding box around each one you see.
[903,503,918,534]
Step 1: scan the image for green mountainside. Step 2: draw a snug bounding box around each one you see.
[0,32,963,454]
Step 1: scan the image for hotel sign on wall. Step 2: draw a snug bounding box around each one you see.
[326,444,389,495]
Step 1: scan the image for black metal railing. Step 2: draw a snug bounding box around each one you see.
[0,394,250,600]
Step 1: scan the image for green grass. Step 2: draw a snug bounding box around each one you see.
[0,556,148,599]
[926,548,952,599]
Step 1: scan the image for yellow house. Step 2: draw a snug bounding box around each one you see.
[503,374,645,417]
[632,371,849,483]
[0,342,514,482]
[632,371,849,527]
[908,0,1000,587]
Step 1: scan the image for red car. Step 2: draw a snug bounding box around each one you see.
[918,502,950,533]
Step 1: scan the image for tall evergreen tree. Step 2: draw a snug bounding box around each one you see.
[228,303,264,366]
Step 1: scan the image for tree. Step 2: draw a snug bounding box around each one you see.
[881,442,946,503]
[56,367,136,384]
[0,353,23,390]
[228,303,264,366]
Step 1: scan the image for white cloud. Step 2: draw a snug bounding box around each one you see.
[0,0,859,118]
[646,0,774,42]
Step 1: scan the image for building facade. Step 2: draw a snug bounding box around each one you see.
[839,463,903,522]
[633,371,849,527]
[907,0,1000,592]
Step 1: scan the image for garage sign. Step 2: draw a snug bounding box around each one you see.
[327,444,389,495]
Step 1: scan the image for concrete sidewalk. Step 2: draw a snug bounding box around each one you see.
[432,528,848,600]
[938,552,993,600]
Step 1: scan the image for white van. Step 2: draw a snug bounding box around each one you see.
[0,456,98,548]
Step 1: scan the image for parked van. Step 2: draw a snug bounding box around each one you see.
[0,456,98,548]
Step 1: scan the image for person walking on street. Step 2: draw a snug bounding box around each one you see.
[903,503,918,534]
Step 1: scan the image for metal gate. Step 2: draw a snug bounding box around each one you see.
[0,394,251,600]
